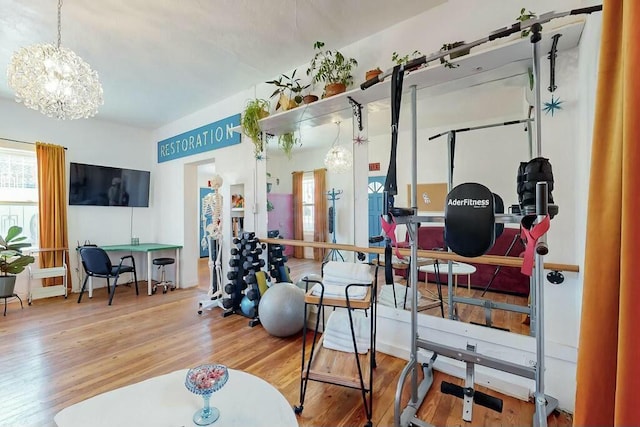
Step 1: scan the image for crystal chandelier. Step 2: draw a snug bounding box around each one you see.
[7,0,103,120]
[324,122,353,173]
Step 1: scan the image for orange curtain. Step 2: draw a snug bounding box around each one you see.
[313,168,327,262]
[35,142,71,288]
[292,171,304,259]
[574,2,640,425]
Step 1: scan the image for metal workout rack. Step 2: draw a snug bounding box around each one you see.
[359,6,601,427]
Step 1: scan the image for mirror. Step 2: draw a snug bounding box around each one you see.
[265,120,355,261]
[264,71,533,336]
[368,72,533,336]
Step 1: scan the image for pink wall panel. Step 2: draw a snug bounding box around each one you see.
[267,193,294,256]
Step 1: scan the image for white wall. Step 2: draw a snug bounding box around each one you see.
[0,97,153,294]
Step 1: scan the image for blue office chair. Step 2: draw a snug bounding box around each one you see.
[77,246,138,305]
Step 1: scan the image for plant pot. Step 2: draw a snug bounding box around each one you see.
[0,276,17,297]
[324,83,346,98]
[258,109,269,119]
[366,69,383,81]
[302,95,319,104]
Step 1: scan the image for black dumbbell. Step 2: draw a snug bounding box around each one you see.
[224,283,236,295]
[246,288,259,301]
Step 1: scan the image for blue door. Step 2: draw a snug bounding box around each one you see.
[368,177,385,262]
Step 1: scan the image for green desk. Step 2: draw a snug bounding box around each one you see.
[101,243,183,296]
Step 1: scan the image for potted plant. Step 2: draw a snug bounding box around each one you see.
[517,8,538,37]
[278,132,299,159]
[265,70,310,111]
[365,67,383,82]
[241,98,270,158]
[307,41,358,98]
[391,50,423,66]
[0,226,35,297]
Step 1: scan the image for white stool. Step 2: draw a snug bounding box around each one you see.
[419,261,476,294]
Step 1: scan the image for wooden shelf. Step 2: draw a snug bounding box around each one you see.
[304,287,372,310]
[306,335,371,389]
[233,18,585,137]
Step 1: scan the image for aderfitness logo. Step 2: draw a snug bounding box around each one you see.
[447,198,490,208]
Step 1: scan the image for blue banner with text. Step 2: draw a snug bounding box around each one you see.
[157,114,241,163]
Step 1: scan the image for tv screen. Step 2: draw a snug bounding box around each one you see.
[69,162,150,207]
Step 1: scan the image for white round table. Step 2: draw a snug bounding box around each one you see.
[54,369,298,427]
[419,261,476,294]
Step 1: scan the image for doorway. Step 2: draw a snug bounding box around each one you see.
[368,176,385,261]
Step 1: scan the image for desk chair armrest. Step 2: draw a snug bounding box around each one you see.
[117,255,137,270]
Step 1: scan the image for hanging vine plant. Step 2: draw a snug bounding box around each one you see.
[241,98,270,158]
[278,132,299,159]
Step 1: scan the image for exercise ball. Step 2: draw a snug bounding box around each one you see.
[259,282,305,337]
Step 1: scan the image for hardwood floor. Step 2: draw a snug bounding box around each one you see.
[0,258,571,427]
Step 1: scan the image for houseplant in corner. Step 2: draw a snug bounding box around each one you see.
[307,41,358,98]
[241,98,270,158]
[0,225,35,297]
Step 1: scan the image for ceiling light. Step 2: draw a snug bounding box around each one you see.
[7,0,103,120]
[324,122,353,173]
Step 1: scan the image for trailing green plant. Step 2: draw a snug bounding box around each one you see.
[517,8,538,37]
[265,69,310,110]
[0,226,35,276]
[241,98,270,158]
[439,43,468,69]
[278,132,299,159]
[307,41,358,87]
[391,50,423,66]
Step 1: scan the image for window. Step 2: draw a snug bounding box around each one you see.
[0,143,39,249]
[301,172,315,233]
[302,172,315,259]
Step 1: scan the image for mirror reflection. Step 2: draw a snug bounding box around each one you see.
[267,72,533,336]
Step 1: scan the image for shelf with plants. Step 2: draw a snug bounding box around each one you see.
[234,17,584,138]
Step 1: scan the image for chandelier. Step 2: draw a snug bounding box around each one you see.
[324,122,353,173]
[7,0,103,120]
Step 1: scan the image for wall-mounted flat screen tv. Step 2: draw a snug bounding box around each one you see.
[69,162,150,207]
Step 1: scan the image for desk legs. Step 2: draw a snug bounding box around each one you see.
[175,248,180,289]
[147,252,152,296]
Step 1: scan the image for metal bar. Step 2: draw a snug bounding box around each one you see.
[416,339,536,380]
[396,213,523,224]
[409,85,420,407]
[463,344,476,422]
[451,295,531,315]
[428,118,534,141]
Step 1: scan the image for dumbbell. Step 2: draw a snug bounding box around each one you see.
[221,297,233,309]
[224,283,236,295]
[246,288,259,301]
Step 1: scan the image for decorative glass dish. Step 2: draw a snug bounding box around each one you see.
[185,364,229,425]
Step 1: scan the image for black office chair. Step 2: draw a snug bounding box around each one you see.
[77,246,138,305]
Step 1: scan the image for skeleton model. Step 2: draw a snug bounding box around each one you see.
[201,174,223,300]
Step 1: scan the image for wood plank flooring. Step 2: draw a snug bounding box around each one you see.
[0,258,571,427]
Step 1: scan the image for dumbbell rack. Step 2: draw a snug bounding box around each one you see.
[222,231,265,327]
[266,230,290,283]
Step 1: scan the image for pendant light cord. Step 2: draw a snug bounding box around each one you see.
[57,0,63,48]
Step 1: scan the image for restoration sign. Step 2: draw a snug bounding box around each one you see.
[157,113,241,163]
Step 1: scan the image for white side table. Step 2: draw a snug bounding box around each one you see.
[419,262,477,294]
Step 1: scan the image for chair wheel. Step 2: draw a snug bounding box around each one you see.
[293,405,303,414]
[162,287,168,294]
[170,287,175,291]
[364,421,372,427]
[152,287,157,295]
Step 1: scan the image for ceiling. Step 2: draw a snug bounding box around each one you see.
[0,0,447,129]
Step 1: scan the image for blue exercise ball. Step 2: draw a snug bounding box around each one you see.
[259,282,305,337]
[240,295,257,318]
